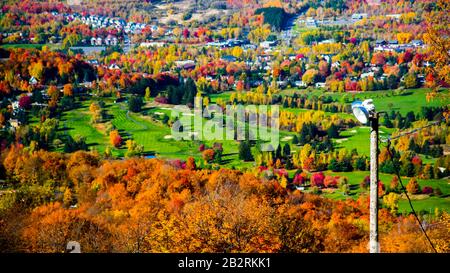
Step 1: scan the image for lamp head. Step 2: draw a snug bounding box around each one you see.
[352,99,375,124]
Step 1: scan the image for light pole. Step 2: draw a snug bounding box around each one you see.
[352,99,380,253]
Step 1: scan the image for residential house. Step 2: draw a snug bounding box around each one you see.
[175,60,196,70]
[294,81,307,88]
[221,55,237,62]
[260,40,277,49]
[319,39,336,45]
[29,77,38,85]
[315,82,326,88]
[109,63,120,70]
[305,17,317,27]
[410,40,423,47]
[351,13,368,20]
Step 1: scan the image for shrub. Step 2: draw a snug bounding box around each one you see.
[433,187,443,196]
[422,186,433,194]
[324,175,338,188]
[293,173,307,185]
[198,144,205,152]
[360,175,370,190]
[390,176,399,192]
[202,149,215,163]
[311,186,322,194]
[310,172,325,188]
[154,96,168,104]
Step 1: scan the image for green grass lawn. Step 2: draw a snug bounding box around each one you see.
[1,44,43,50]
[283,106,355,120]
[351,88,449,115]
[144,104,297,169]
[335,126,394,156]
[321,170,450,213]
[55,98,281,168]
[0,43,60,51]
[280,87,449,116]
[209,91,233,103]
[209,88,449,121]
[398,197,450,214]
[60,102,110,154]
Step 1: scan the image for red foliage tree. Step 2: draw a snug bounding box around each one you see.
[324,176,338,188]
[18,95,32,109]
[310,172,325,188]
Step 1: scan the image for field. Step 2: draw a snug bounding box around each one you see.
[335,126,394,156]
[35,87,449,214]
[60,102,109,154]
[280,87,449,115]
[54,99,270,168]
[0,43,60,50]
[321,170,449,214]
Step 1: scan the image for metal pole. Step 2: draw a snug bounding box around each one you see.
[369,113,379,253]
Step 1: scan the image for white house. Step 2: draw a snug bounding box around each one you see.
[109,64,120,70]
[315,82,326,88]
[9,119,20,130]
[351,13,367,20]
[331,61,340,69]
[277,81,288,89]
[105,35,118,46]
[361,72,375,79]
[319,39,336,45]
[29,77,38,85]
[175,60,196,70]
[140,42,165,48]
[294,81,307,88]
[305,17,317,27]
[260,40,277,49]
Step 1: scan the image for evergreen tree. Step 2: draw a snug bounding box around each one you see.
[275,144,282,159]
[400,162,415,177]
[382,115,393,128]
[239,141,254,161]
[128,96,143,112]
[283,143,291,159]
[182,78,197,106]
[327,124,339,138]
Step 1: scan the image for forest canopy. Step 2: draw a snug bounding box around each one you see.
[255,7,290,31]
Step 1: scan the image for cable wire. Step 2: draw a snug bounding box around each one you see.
[380,118,446,143]
[385,141,438,253]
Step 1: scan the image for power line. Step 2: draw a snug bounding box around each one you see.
[385,142,438,253]
[380,118,445,143]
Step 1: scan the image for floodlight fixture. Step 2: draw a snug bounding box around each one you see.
[352,99,375,124]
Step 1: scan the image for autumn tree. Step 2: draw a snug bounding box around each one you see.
[63,83,73,97]
[404,73,418,89]
[390,176,399,192]
[406,178,420,194]
[186,157,196,171]
[110,130,122,148]
[423,0,450,88]
[383,192,400,214]
[126,140,144,158]
[302,69,318,86]
[202,149,215,163]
